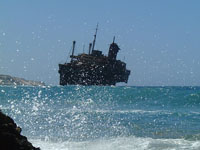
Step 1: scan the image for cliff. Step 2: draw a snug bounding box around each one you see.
[0,74,45,86]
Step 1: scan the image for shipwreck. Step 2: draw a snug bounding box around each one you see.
[58,25,130,86]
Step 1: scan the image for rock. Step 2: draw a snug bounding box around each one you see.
[0,110,40,150]
[0,74,45,86]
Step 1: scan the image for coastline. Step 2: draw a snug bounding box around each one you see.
[0,74,45,86]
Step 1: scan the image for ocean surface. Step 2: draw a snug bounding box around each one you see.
[0,86,200,150]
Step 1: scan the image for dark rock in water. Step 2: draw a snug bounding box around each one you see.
[0,74,45,86]
[0,110,40,150]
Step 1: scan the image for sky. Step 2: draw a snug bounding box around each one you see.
[0,0,200,86]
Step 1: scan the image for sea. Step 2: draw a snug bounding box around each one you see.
[0,85,200,150]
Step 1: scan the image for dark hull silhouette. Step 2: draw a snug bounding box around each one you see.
[58,26,130,86]
[59,58,130,86]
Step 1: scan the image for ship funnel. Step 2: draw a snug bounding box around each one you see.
[108,38,120,60]
[88,43,92,54]
[71,41,76,62]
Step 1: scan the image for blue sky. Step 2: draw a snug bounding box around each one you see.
[0,0,200,86]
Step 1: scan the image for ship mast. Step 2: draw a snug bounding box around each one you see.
[113,36,115,43]
[91,23,98,51]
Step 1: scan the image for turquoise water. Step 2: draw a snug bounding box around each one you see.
[0,86,200,150]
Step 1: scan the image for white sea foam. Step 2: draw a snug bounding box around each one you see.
[62,108,168,115]
[191,111,200,115]
[114,109,164,114]
[0,105,10,110]
[30,136,200,150]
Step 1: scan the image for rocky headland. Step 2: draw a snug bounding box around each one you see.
[0,110,40,150]
[0,74,45,86]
